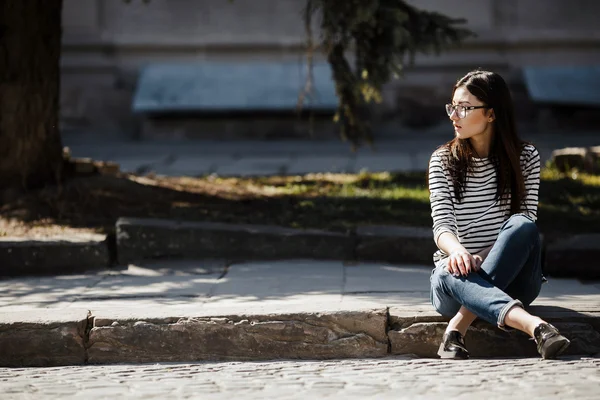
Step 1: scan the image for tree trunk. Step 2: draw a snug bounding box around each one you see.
[0,0,64,190]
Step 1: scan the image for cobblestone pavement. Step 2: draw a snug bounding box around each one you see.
[1,356,599,400]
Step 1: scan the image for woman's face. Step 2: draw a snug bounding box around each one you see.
[449,86,494,141]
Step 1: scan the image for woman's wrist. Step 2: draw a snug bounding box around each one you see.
[448,247,468,256]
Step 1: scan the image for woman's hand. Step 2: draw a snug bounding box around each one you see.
[447,250,483,277]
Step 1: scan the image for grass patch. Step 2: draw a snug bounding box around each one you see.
[1,165,598,237]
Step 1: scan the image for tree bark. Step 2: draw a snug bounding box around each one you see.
[0,0,64,190]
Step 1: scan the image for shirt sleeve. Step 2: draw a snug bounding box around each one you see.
[428,151,458,247]
[521,145,541,221]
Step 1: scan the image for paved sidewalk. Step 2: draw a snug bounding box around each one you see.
[1,260,599,366]
[63,132,600,176]
[2,356,599,399]
[1,260,599,314]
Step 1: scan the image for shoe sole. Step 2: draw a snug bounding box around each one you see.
[437,342,469,359]
[541,336,571,359]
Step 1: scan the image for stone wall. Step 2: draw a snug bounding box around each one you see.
[60,0,600,139]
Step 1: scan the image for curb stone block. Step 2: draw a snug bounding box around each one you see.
[355,226,437,264]
[546,234,600,279]
[87,310,388,363]
[0,310,89,367]
[0,236,110,277]
[116,217,355,264]
[388,315,600,358]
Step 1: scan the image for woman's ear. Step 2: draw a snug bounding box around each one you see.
[487,109,495,122]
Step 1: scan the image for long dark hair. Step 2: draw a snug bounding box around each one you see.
[443,69,525,215]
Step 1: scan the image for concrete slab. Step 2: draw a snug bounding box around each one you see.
[207,260,344,305]
[0,274,105,309]
[342,292,431,309]
[214,157,291,177]
[353,154,412,173]
[286,156,353,175]
[533,278,600,309]
[81,274,219,300]
[344,264,431,293]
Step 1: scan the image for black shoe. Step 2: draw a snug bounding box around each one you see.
[437,330,469,359]
[533,323,570,359]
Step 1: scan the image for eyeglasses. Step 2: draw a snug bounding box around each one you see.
[445,103,490,119]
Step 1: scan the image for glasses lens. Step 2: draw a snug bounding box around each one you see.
[457,105,466,119]
[445,104,453,116]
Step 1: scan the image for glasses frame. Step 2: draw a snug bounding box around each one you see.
[445,103,491,119]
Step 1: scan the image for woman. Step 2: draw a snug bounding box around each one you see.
[428,69,570,360]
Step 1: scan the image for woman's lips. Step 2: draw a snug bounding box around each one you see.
[454,124,462,130]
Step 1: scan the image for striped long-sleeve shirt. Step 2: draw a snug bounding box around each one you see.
[428,143,541,261]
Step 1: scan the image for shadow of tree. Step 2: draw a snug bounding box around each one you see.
[0,174,432,235]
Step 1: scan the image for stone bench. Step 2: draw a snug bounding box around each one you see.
[523,66,600,129]
[523,66,600,107]
[132,62,338,139]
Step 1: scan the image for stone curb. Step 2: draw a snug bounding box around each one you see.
[87,309,389,364]
[388,306,600,358]
[1,307,598,367]
[2,219,598,279]
[115,218,355,265]
[115,217,600,279]
[0,235,112,277]
[545,234,600,280]
[355,225,436,265]
[0,309,90,367]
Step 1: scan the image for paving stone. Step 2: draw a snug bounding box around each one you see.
[2,357,600,399]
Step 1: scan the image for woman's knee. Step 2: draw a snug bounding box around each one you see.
[502,214,539,244]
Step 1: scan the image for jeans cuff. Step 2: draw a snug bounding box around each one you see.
[497,299,524,331]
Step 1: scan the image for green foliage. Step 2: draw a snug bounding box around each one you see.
[303,0,475,148]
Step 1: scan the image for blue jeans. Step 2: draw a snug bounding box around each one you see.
[430,214,543,329]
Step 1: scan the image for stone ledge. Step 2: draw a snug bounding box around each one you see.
[0,235,111,277]
[388,305,600,358]
[87,310,388,363]
[2,305,598,366]
[0,309,89,367]
[116,217,355,264]
[355,226,436,265]
[546,234,600,279]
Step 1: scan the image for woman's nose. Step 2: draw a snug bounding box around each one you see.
[449,110,459,121]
